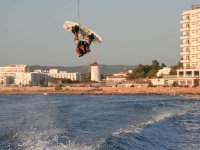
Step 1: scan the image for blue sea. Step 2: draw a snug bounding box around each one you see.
[0,95,199,150]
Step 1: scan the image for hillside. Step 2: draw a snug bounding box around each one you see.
[30,64,135,75]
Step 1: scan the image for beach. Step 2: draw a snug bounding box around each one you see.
[1,86,200,96]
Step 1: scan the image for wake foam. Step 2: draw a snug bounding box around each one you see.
[15,110,95,150]
[18,139,94,150]
[17,131,94,150]
[112,111,173,137]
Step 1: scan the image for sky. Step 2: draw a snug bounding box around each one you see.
[0,0,199,67]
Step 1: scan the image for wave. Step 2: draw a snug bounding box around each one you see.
[18,139,94,150]
[112,98,199,138]
[112,111,173,137]
[15,127,95,150]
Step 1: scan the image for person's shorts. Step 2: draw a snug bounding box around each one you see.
[75,40,88,47]
[74,38,89,46]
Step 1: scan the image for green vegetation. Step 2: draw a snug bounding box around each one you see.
[51,78,80,83]
[169,62,182,75]
[128,60,166,79]
[82,72,91,82]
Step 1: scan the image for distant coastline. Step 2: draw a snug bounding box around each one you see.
[1,86,200,97]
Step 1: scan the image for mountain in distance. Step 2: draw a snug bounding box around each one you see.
[30,64,135,75]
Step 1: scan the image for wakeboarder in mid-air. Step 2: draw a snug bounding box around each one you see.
[72,25,95,57]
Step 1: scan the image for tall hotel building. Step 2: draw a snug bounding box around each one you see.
[177,5,200,86]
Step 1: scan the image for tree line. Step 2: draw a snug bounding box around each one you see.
[128,60,167,79]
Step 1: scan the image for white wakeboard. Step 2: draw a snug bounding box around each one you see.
[63,21,102,44]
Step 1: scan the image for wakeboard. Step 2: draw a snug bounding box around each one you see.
[63,21,102,44]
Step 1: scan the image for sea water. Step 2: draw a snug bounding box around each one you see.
[0,95,199,150]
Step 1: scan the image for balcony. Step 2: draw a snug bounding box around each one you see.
[180,19,190,24]
[180,50,190,55]
[180,28,190,32]
[181,59,190,63]
[180,35,190,39]
[180,43,190,47]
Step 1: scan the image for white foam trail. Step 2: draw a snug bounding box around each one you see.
[17,130,94,150]
[19,141,93,150]
[112,101,197,138]
[152,112,172,122]
[15,109,95,150]
[19,140,94,150]
[112,111,173,137]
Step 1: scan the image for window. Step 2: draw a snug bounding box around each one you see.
[186,64,190,69]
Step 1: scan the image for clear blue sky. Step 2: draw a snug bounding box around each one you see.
[0,0,199,67]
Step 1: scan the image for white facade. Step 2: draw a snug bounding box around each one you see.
[49,69,59,74]
[15,73,48,86]
[106,70,133,82]
[176,5,200,87]
[0,64,30,74]
[149,78,165,86]
[91,62,101,82]
[106,76,127,82]
[149,78,177,87]
[0,64,31,85]
[113,72,128,77]
[0,64,82,85]
[180,5,200,69]
[48,69,82,81]
[157,67,171,77]
[0,75,14,85]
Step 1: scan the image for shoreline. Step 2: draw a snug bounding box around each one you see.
[1,86,200,97]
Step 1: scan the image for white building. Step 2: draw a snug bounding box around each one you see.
[0,64,30,74]
[0,64,30,85]
[0,75,14,85]
[15,72,48,86]
[180,5,200,69]
[112,72,128,77]
[0,64,82,85]
[48,69,82,81]
[176,5,200,87]
[106,70,133,82]
[106,76,127,82]
[91,62,101,82]
[157,67,171,77]
[148,78,177,87]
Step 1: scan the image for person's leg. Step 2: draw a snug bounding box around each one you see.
[84,33,94,53]
[74,32,79,40]
[76,47,84,57]
[88,33,95,44]
[76,47,81,55]
[72,25,79,42]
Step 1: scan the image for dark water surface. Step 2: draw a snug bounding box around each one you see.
[0,95,199,150]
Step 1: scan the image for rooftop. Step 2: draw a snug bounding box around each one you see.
[191,5,200,10]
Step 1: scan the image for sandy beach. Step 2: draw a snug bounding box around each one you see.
[1,86,200,96]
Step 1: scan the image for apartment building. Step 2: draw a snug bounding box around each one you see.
[176,5,200,86]
[48,69,82,81]
[0,75,14,85]
[0,64,30,74]
[0,64,82,86]
[0,64,30,85]
[15,72,48,86]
